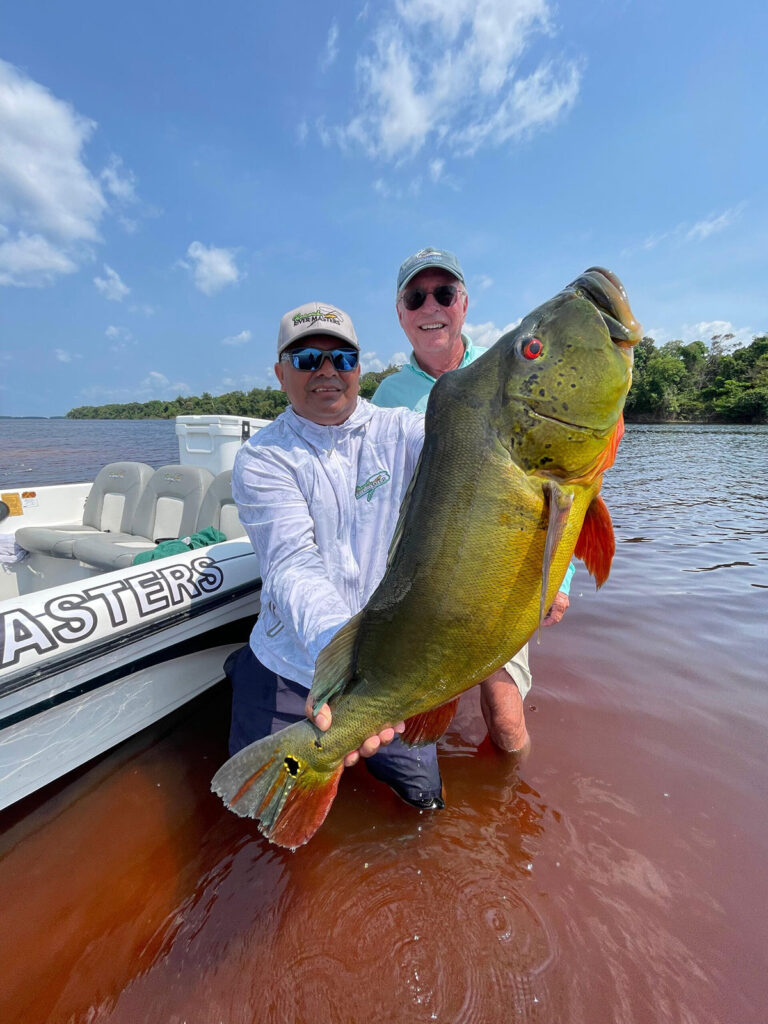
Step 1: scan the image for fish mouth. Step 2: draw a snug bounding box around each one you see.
[568,267,642,349]
[527,406,614,436]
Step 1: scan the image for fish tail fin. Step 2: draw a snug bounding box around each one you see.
[211,721,344,850]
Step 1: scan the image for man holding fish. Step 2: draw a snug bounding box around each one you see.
[217,265,640,848]
[226,300,446,810]
[372,248,575,753]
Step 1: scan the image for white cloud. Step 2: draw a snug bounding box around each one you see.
[80,370,190,404]
[647,320,755,350]
[331,0,581,161]
[428,158,444,183]
[360,351,387,373]
[465,317,521,349]
[628,203,747,255]
[105,325,135,352]
[94,264,130,301]
[100,155,137,204]
[391,350,408,366]
[685,204,746,242]
[0,232,78,286]
[182,241,243,295]
[0,59,108,286]
[320,22,340,72]
[221,329,252,347]
[55,348,72,363]
[475,274,494,290]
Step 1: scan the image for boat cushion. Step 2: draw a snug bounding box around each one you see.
[129,464,214,542]
[195,470,246,540]
[82,461,155,531]
[15,461,155,558]
[72,532,158,569]
[14,522,102,558]
[72,464,214,571]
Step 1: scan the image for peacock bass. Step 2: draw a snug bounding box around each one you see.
[212,267,642,849]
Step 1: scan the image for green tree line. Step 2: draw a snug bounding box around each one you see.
[67,368,398,420]
[68,337,768,423]
[625,334,768,422]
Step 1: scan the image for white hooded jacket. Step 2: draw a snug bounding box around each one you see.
[232,398,425,688]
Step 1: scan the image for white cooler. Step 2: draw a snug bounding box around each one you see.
[175,415,271,474]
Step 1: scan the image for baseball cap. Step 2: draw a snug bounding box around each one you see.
[396,248,465,293]
[276,302,359,357]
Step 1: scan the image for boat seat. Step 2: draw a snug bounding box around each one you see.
[195,470,246,540]
[72,464,214,570]
[14,461,154,558]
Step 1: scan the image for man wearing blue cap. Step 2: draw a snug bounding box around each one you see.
[373,248,574,752]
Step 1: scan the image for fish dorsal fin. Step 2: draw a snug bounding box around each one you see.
[385,447,424,571]
[309,610,363,713]
[401,698,460,746]
[540,480,574,633]
[574,494,615,588]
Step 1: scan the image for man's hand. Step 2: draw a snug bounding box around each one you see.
[305,698,405,767]
[542,590,570,627]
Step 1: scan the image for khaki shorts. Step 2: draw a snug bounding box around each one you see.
[504,643,532,700]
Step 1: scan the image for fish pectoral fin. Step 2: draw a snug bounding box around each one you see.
[540,479,574,626]
[309,611,363,712]
[401,697,460,746]
[574,493,615,588]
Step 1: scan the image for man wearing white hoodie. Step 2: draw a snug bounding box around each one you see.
[226,301,445,810]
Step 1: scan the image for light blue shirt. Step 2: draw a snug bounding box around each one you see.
[371,334,486,414]
[372,334,575,596]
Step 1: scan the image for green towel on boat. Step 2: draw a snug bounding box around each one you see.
[132,526,227,565]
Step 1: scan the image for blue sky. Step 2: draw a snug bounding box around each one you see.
[1,0,765,417]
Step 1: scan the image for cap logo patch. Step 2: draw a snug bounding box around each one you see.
[292,307,343,328]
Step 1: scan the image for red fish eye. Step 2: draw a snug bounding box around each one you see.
[523,338,543,359]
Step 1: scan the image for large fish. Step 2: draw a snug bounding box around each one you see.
[212,267,642,849]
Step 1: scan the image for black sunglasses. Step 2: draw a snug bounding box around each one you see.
[401,283,462,312]
[281,347,360,372]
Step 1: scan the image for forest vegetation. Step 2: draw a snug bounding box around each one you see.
[67,336,768,423]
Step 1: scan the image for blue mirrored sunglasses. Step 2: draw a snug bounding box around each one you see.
[281,347,359,372]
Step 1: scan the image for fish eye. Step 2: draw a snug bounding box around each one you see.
[522,337,543,360]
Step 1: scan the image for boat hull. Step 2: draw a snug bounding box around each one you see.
[0,542,260,810]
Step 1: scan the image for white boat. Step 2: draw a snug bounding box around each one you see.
[0,415,268,810]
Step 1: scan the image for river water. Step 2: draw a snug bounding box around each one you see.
[1,422,767,1024]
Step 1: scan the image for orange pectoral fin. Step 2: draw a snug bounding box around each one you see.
[593,413,624,477]
[574,494,615,588]
[401,698,460,746]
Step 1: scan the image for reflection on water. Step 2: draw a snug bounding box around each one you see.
[1,424,767,1024]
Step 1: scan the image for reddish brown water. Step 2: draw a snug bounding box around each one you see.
[1,425,767,1024]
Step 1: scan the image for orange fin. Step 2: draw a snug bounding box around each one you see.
[268,764,344,850]
[592,414,625,478]
[401,698,459,745]
[211,720,343,850]
[574,493,615,588]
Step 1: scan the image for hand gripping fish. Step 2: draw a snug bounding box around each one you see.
[212,267,642,849]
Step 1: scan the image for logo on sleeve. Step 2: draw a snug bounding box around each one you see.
[355,471,391,502]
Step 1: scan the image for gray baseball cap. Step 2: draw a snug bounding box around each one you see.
[277,302,359,357]
[397,247,465,293]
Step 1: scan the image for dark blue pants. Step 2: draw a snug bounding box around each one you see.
[225,645,443,807]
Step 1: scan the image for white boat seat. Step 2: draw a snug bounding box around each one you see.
[195,471,246,540]
[14,461,154,558]
[73,464,214,570]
